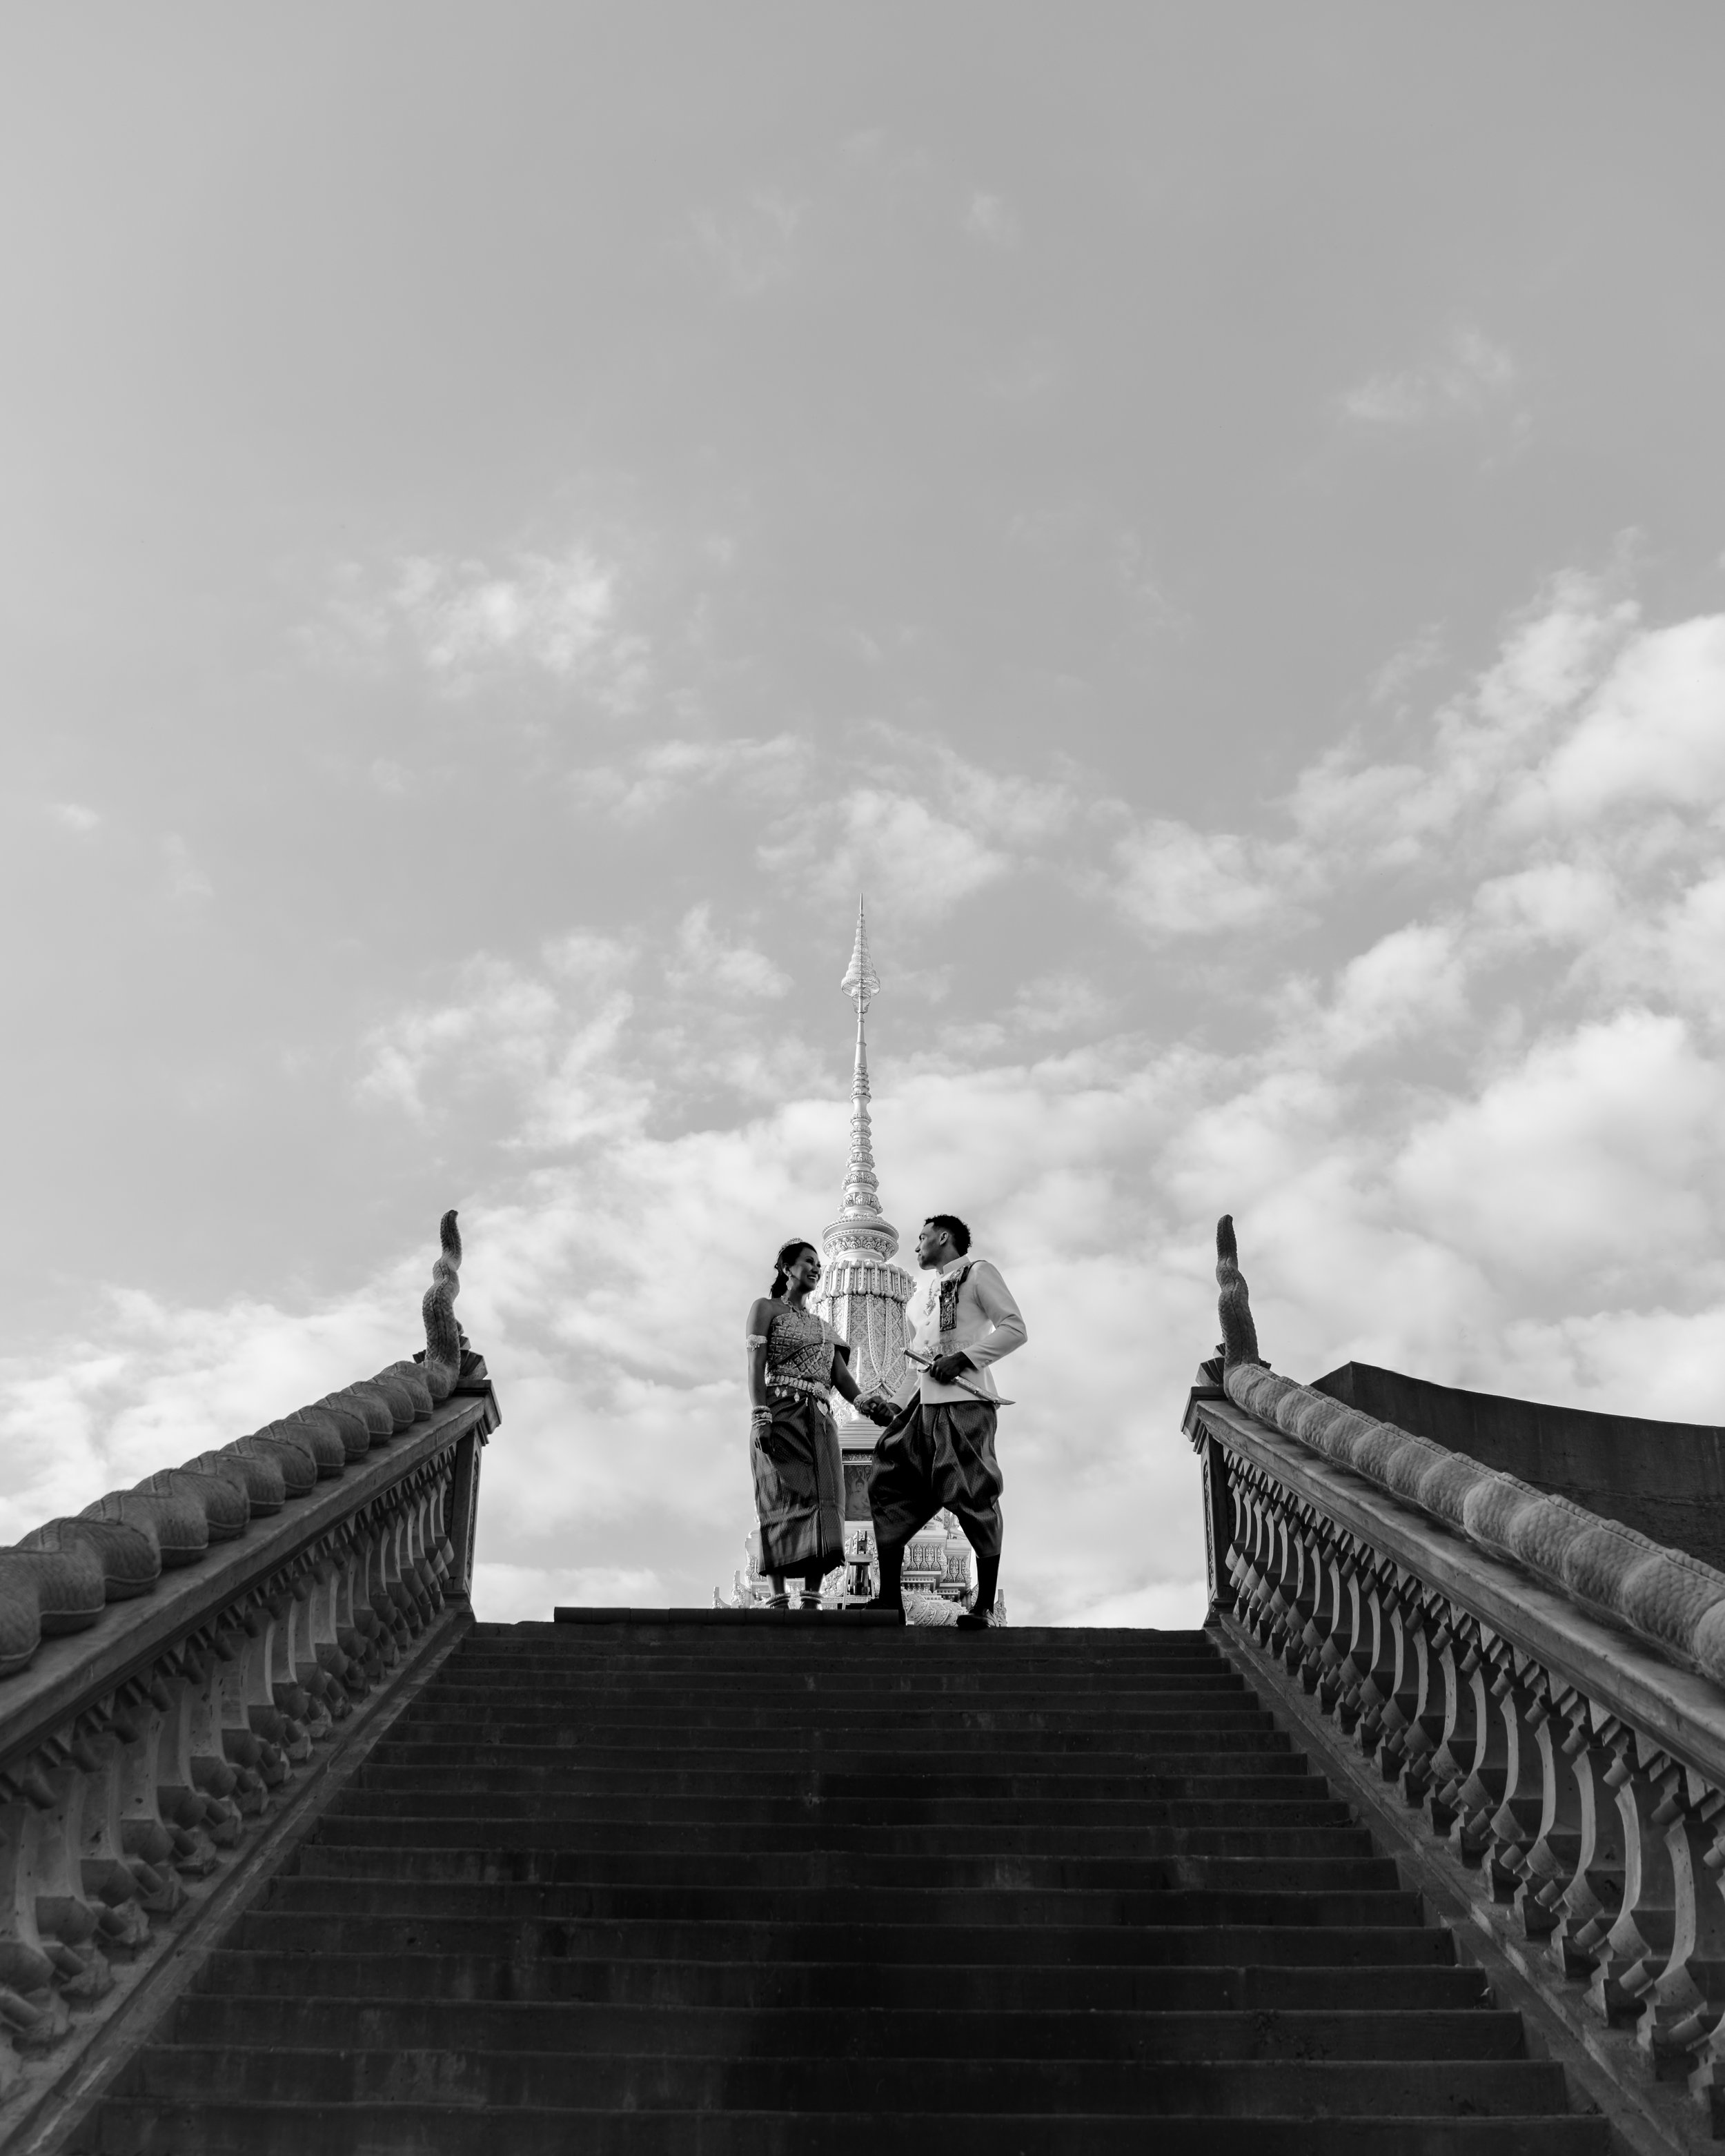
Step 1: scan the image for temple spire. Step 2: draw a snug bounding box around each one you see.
[838,897,883,1222]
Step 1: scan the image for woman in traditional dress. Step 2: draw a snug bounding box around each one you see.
[746,1240,886,1607]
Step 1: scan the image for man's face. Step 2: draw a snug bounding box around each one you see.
[916,1223,952,1269]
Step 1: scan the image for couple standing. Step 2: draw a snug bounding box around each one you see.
[744,1214,1028,1628]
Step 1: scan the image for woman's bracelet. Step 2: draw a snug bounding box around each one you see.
[749,1404,771,1423]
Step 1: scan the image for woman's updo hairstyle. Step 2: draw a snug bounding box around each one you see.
[770,1240,816,1299]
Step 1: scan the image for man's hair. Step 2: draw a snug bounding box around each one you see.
[923,1214,971,1256]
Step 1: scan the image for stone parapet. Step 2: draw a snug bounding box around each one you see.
[1191,1215,1725,2137]
[0,1214,500,2119]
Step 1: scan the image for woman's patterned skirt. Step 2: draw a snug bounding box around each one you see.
[751,1390,845,1576]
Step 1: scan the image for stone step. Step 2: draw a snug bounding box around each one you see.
[308,1816,1370,1858]
[398,1699,1275,1728]
[168,1995,1530,2062]
[230,1913,1456,1967]
[197,1948,1491,2012]
[317,1789,1343,1829]
[78,1622,1593,2153]
[339,1763,1320,1801]
[117,2045,1579,2117]
[376,1724,1294,1756]
[79,2102,1612,2156]
[260,1875,1423,1928]
[290,1846,1399,1893]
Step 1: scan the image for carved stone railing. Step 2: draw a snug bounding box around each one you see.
[0,1211,500,2110]
[1188,1216,1725,2139]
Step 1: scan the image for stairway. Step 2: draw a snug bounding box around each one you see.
[82,1620,1605,2153]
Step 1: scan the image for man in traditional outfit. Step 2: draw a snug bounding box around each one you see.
[859,1214,1027,1630]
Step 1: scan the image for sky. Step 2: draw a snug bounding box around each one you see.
[3,4,1725,1627]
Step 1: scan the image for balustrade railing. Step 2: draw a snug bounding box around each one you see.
[0,1211,499,2117]
[1187,1215,1725,2136]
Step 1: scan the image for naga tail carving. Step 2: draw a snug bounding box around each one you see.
[421,1209,463,1402]
[1216,1214,1265,1371]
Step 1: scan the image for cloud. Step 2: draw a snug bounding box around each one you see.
[1314,920,1469,1060]
[691,190,802,295]
[15,567,1725,1630]
[667,904,791,999]
[760,787,1009,915]
[573,736,808,822]
[164,833,213,901]
[1514,616,1725,824]
[50,802,100,835]
[1111,820,1289,938]
[315,546,649,707]
[962,190,1019,249]
[1341,326,1517,426]
[356,937,635,1136]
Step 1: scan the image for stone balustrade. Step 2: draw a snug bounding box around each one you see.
[0,1212,500,2110]
[1190,1216,1725,2134]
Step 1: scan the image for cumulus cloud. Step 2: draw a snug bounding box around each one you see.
[1341,326,1517,426]
[573,735,808,822]
[50,802,100,835]
[760,788,1009,915]
[14,568,1725,1629]
[315,545,649,707]
[1111,820,1289,938]
[667,904,791,999]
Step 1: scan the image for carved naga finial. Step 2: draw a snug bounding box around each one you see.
[421,1209,464,1402]
[1216,1214,1266,1371]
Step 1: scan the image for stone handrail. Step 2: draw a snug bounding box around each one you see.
[0,1212,500,2110]
[1189,1216,1725,2135]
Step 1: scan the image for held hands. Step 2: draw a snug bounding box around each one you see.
[855,1393,897,1427]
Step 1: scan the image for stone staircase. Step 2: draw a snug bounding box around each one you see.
[78,1619,1607,2153]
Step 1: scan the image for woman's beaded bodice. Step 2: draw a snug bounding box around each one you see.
[766,1302,836,1392]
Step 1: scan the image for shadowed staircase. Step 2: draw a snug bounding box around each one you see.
[79,1620,1606,2153]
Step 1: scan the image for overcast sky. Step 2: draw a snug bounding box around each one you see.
[4,6,1724,1625]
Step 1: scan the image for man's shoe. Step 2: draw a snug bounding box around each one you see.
[955,1602,999,1631]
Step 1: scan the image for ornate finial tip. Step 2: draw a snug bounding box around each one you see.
[839,897,880,1003]
[1214,1211,1263,1371]
[422,1208,465,1401]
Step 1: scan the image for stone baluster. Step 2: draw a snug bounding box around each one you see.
[1390,1590,1450,1806]
[1512,1687,1584,1941]
[1479,1655,1550,1902]
[1368,1572,1423,1786]
[1548,1718,1629,1979]
[1348,1558,1402,1766]
[1634,1778,1725,2073]
[1587,1741,1684,2026]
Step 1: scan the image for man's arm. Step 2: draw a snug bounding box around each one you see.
[956,1262,1027,1369]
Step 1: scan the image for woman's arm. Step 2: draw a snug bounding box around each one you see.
[745,1300,776,1425]
[829,1339,862,1405]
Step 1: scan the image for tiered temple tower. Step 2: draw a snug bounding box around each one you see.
[814,900,916,1597]
[816,902,972,1606]
[717,901,974,1606]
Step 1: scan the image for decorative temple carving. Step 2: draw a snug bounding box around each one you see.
[1188,1214,1725,2137]
[0,1218,498,2116]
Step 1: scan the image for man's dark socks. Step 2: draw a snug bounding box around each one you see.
[871,1539,905,1615]
[957,1554,1000,1630]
